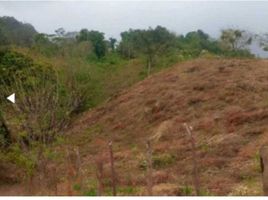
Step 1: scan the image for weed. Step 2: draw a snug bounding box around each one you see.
[104,186,138,195]
[199,188,213,196]
[73,183,81,191]
[138,159,147,170]
[84,188,97,196]
[152,153,176,169]
[254,152,262,173]
[180,185,193,196]
[200,143,210,153]
[118,186,137,195]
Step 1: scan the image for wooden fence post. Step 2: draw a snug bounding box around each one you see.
[109,141,117,196]
[66,148,74,196]
[146,140,153,195]
[75,147,82,190]
[95,157,104,196]
[260,145,268,195]
[52,166,58,195]
[184,123,200,196]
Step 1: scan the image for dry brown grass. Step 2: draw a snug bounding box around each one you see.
[70,58,267,195]
[4,58,268,195]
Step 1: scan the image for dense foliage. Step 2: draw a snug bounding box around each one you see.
[76,29,107,59]
[0,49,86,149]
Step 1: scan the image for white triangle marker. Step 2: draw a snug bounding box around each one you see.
[7,93,15,104]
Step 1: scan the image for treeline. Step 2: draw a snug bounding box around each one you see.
[33,25,255,64]
[27,27,254,79]
[1,16,255,62]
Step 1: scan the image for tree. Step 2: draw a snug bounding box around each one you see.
[118,30,137,59]
[33,33,59,56]
[55,27,66,37]
[177,29,222,57]
[220,29,252,51]
[118,26,177,75]
[76,29,107,59]
[258,33,268,51]
[109,37,117,51]
[133,26,177,75]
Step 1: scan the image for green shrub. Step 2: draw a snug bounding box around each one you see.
[0,49,87,147]
[138,153,176,170]
[152,153,176,169]
[180,185,193,196]
[84,188,97,196]
[118,186,138,195]
[4,144,37,178]
[73,183,81,191]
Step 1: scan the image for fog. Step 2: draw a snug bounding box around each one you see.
[1,1,268,57]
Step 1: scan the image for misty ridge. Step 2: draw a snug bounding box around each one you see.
[1,1,268,196]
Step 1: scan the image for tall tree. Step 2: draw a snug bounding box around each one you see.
[258,33,268,51]
[220,29,252,51]
[76,29,107,59]
[133,26,177,75]
[109,37,117,51]
[118,29,139,59]
[55,27,66,37]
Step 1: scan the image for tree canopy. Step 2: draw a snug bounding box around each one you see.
[220,29,252,51]
[76,29,107,58]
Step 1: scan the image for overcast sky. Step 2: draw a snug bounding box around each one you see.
[1,1,268,40]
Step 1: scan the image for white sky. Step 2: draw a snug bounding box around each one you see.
[0,1,268,39]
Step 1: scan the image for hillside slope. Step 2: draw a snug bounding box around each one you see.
[64,58,268,195]
[3,58,268,195]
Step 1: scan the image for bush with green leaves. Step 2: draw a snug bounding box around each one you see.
[118,26,177,75]
[0,49,86,148]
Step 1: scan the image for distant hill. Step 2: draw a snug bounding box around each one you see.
[0,16,37,46]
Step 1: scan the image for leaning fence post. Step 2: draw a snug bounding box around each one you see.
[109,141,117,196]
[95,156,104,196]
[66,148,74,196]
[51,166,58,195]
[146,140,153,195]
[184,123,200,196]
[260,145,268,195]
[75,147,83,190]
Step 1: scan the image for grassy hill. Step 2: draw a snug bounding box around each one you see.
[64,58,268,196]
[3,58,268,195]
[0,15,265,196]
